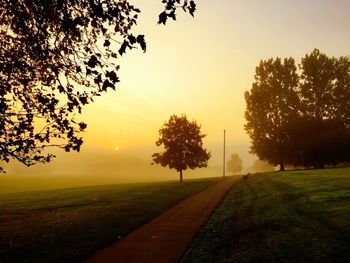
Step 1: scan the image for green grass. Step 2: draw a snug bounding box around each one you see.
[0,177,220,263]
[183,167,350,263]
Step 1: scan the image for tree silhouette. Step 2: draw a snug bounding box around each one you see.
[333,56,350,129]
[0,0,197,171]
[152,115,210,182]
[300,49,336,120]
[245,50,350,170]
[226,153,243,175]
[286,117,350,168]
[297,50,350,168]
[245,57,299,171]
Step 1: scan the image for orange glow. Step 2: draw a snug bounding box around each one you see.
[3,1,350,189]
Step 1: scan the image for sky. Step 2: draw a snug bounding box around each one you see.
[2,0,350,192]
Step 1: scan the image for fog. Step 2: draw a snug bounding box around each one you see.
[0,150,224,194]
[0,136,258,194]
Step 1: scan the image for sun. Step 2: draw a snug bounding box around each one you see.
[114,146,120,151]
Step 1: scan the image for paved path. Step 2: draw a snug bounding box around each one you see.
[87,176,239,263]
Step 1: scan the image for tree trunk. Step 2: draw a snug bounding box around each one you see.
[179,170,183,183]
[280,162,285,171]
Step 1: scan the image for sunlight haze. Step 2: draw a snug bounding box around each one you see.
[3,0,350,192]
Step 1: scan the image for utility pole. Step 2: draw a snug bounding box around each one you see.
[223,129,226,178]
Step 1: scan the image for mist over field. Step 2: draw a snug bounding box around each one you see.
[0,151,224,194]
[2,1,347,195]
[2,1,350,262]
[0,139,255,194]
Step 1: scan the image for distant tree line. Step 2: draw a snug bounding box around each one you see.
[245,49,350,170]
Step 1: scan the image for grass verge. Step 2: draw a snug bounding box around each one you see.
[0,177,220,263]
[183,168,350,263]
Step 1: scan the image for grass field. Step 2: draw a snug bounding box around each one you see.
[183,167,350,263]
[0,177,220,263]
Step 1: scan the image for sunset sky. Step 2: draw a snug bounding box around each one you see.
[84,0,350,163]
[3,0,350,190]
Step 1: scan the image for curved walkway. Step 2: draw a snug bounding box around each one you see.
[87,176,239,263]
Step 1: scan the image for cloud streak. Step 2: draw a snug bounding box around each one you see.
[236,49,251,66]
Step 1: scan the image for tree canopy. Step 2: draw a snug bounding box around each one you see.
[244,57,299,170]
[300,49,336,120]
[152,114,210,182]
[0,0,197,171]
[245,49,350,170]
[226,153,243,175]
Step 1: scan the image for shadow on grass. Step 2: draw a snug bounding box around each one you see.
[183,168,350,263]
[0,178,220,263]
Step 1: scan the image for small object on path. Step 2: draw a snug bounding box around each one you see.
[86,176,239,263]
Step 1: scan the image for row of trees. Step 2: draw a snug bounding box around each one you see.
[245,49,350,170]
[151,113,280,182]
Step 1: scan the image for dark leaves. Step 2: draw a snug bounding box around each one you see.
[106,71,119,84]
[137,35,146,52]
[87,55,99,68]
[103,39,110,47]
[118,40,130,56]
[128,35,136,44]
[0,0,197,171]
[168,11,176,21]
[79,95,88,105]
[119,35,146,55]
[158,12,167,25]
[102,79,115,91]
[79,122,87,130]
[189,1,196,16]
[94,73,102,85]
[158,0,197,24]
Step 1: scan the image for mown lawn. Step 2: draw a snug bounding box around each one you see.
[0,177,220,263]
[183,167,350,263]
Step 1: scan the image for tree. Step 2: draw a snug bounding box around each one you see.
[226,153,243,175]
[0,0,197,171]
[244,57,299,171]
[245,50,350,170]
[332,56,350,128]
[299,49,336,120]
[286,117,350,168]
[298,50,350,168]
[152,114,211,182]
